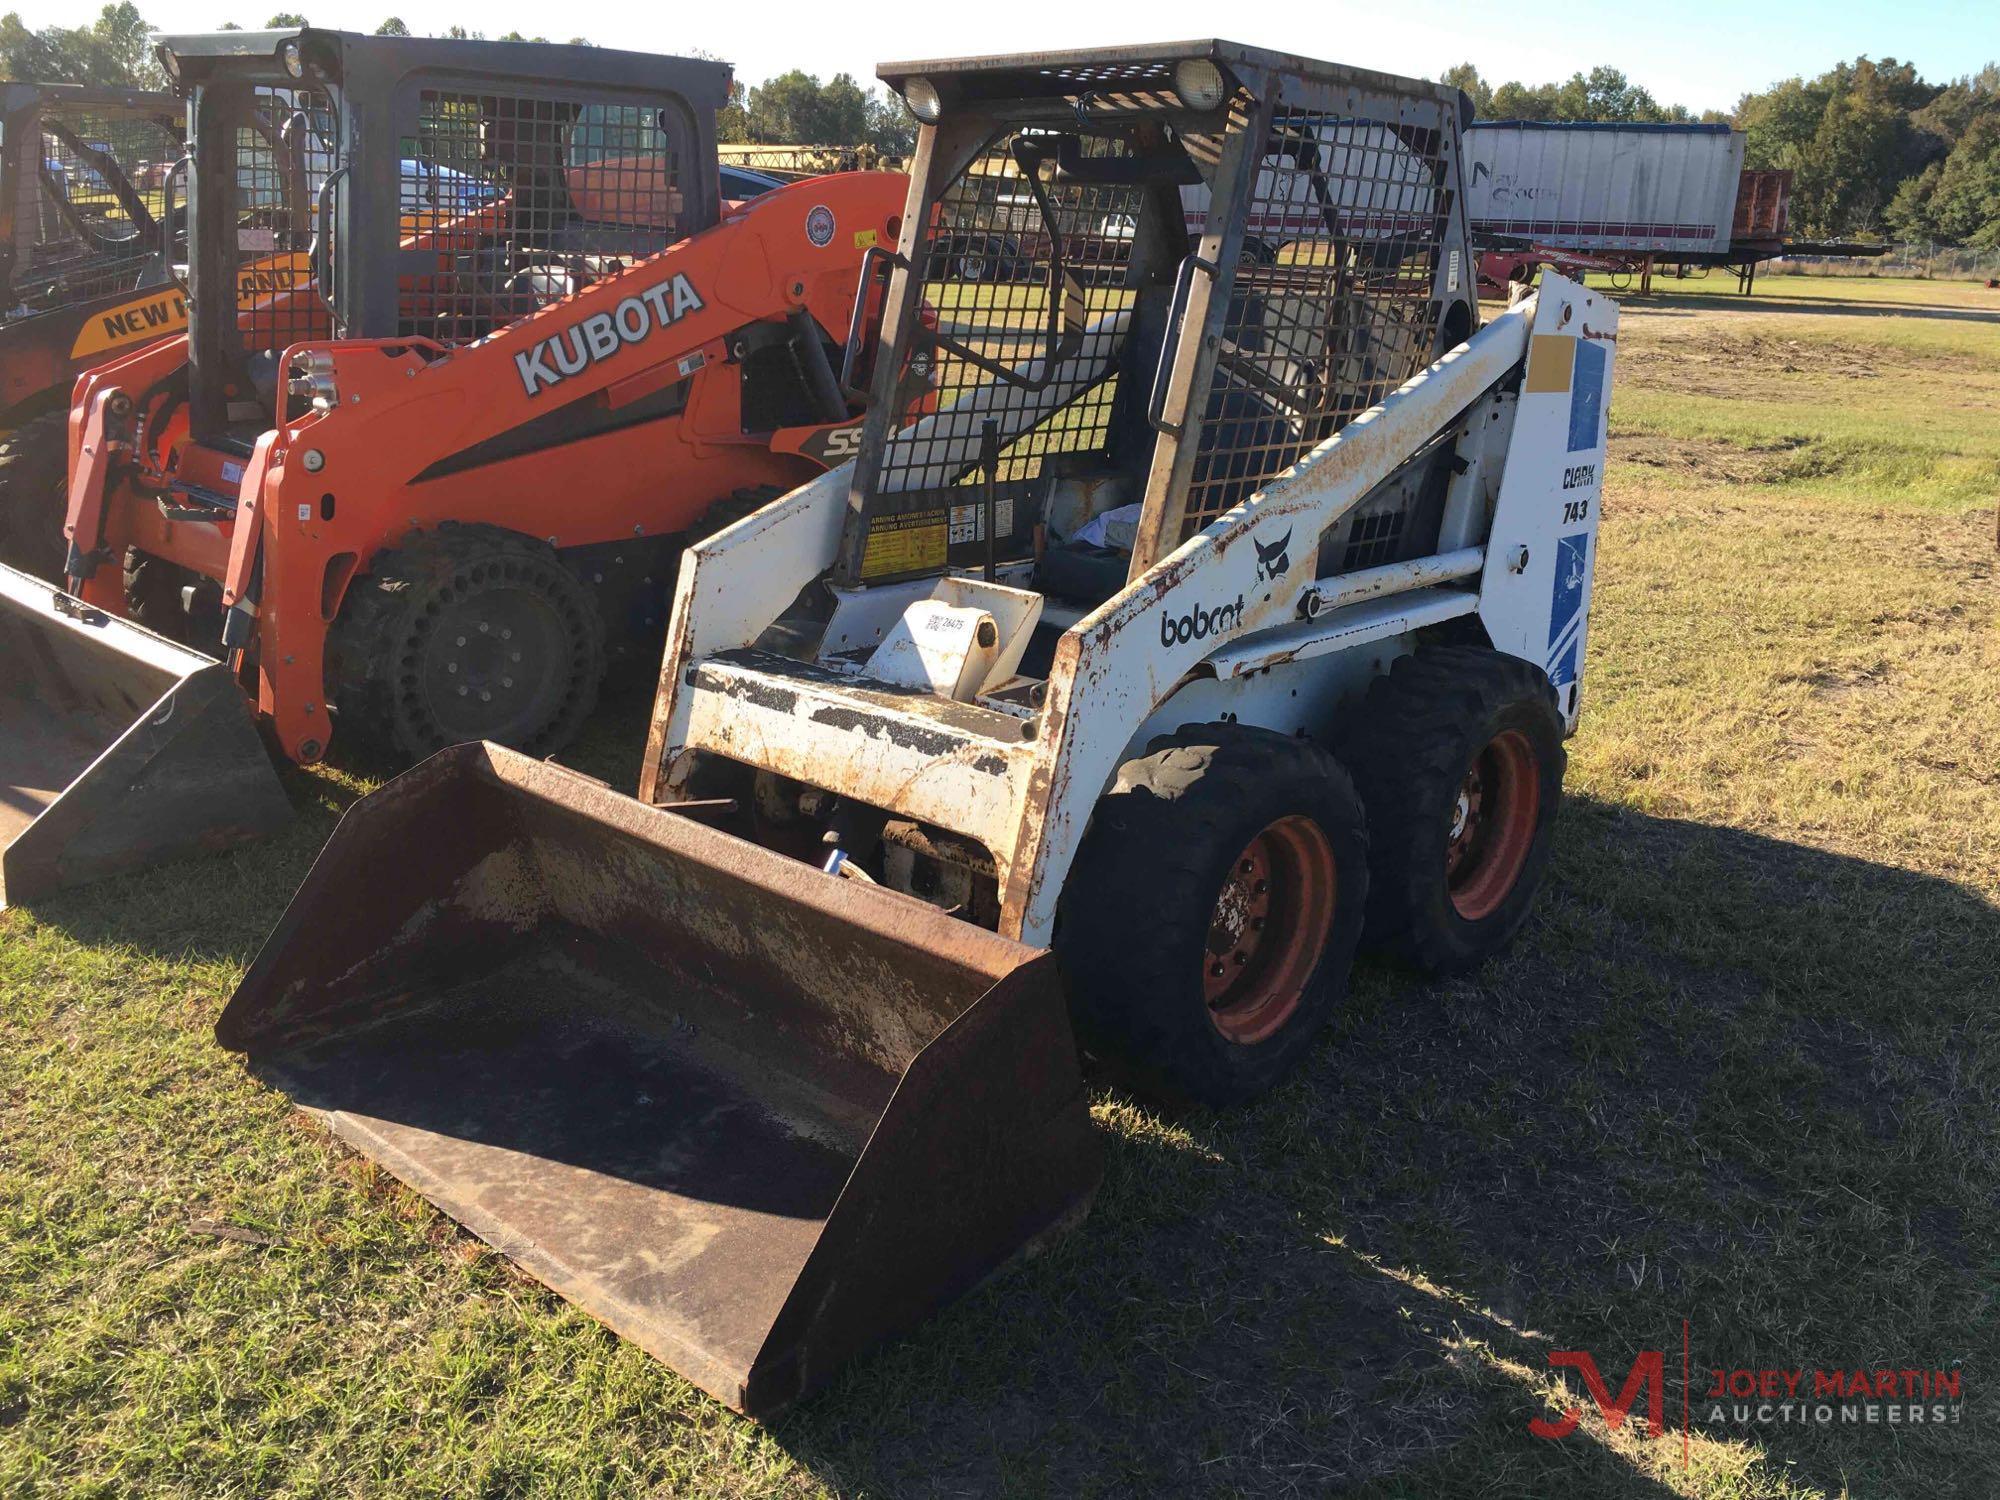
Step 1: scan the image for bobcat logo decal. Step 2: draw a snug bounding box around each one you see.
[1253,528,1292,583]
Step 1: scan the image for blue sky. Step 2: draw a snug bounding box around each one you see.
[27,0,2000,113]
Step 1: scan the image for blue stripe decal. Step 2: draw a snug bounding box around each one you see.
[1547,531,1590,686]
[1568,338,1606,453]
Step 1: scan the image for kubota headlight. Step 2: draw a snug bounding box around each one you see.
[902,76,943,124]
[280,39,304,78]
[1174,58,1228,111]
[157,44,180,84]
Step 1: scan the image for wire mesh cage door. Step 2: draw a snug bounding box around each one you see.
[388,82,695,347]
[11,101,181,316]
[185,79,339,439]
[1131,68,1474,574]
[838,111,1174,587]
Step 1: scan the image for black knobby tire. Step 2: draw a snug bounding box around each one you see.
[327,523,604,765]
[124,549,224,647]
[690,484,785,544]
[0,411,70,582]
[1338,645,1566,975]
[1055,724,1369,1108]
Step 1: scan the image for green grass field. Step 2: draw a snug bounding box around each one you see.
[4,274,1999,1497]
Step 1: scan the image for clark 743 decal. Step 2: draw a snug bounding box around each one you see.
[515,273,705,397]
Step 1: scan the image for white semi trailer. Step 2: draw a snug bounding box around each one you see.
[1465,119,1746,259]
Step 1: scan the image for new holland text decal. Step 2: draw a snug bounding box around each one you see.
[514,273,705,397]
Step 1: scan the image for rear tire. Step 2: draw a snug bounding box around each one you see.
[1338,645,1565,975]
[0,411,70,582]
[327,523,604,765]
[1056,725,1368,1108]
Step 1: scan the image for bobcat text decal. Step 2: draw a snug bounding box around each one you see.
[1161,593,1245,648]
[514,273,705,397]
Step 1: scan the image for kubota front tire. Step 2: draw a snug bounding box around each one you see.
[0,411,70,582]
[1056,725,1368,1108]
[328,523,604,765]
[1339,645,1565,975]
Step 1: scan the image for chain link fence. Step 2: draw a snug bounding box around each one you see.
[1772,241,2000,281]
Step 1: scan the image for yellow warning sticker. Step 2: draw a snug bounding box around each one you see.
[853,228,878,250]
[1524,333,1576,394]
[861,510,947,578]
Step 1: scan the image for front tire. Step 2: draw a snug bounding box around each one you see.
[327,523,604,765]
[1056,725,1368,1107]
[1339,645,1565,975]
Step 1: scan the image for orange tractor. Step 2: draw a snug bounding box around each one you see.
[56,28,917,769]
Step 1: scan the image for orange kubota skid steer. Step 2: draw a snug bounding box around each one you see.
[3,28,916,903]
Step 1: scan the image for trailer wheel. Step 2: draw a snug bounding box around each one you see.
[0,411,70,582]
[1056,725,1368,1107]
[329,523,604,764]
[1339,645,1565,974]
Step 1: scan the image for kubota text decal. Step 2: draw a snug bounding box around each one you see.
[515,273,706,397]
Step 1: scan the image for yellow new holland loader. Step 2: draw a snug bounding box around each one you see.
[218,41,1619,1417]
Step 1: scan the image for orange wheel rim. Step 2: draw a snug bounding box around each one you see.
[1202,815,1337,1045]
[1447,729,1540,922]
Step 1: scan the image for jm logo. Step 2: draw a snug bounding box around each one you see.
[1529,1350,1666,1441]
[1253,528,1292,583]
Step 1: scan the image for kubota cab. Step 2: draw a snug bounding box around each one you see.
[57,28,917,766]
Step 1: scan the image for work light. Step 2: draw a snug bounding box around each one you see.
[902,76,943,124]
[1173,58,1227,110]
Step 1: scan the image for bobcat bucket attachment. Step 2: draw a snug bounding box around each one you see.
[0,562,292,907]
[216,742,1101,1417]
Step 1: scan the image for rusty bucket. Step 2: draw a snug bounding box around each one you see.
[0,561,291,907]
[217,742,1100,1418]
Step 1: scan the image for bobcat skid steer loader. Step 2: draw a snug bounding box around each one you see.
[218,41,1617,1416]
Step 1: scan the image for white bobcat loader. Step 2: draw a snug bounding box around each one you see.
[218,41,1616,1418]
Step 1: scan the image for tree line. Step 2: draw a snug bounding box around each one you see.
[2,8,1988,243]
[0,3,915,153]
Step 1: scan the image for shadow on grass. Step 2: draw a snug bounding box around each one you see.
[10,682,661,968]
[13,742,1995,1495]
[773,796,1999,1498]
